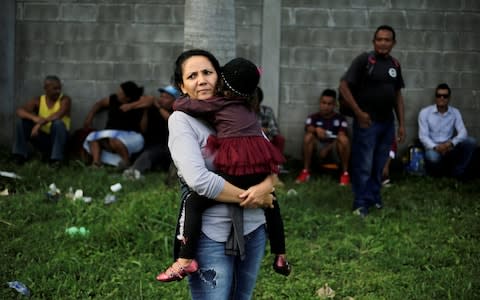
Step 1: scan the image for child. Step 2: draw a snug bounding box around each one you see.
[156,57,291,282]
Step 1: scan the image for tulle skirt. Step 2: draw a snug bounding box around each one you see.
[208,136,285,176]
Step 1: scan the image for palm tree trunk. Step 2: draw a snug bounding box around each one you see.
[184,0,236,64]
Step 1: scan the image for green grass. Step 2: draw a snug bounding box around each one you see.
[1,150,479,299]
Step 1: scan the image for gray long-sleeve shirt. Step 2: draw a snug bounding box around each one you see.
[168,111,265,242]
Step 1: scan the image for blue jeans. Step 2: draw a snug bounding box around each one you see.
[351,120,395,212]
[188,225,266,300]
[424,136,477,178]
[12,118,69,161]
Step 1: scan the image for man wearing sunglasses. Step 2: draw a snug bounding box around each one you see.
[418,83,477,180]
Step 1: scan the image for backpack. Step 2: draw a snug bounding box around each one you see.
[338,51,400,117]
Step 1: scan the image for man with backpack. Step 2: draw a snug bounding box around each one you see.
[339,25,405,217]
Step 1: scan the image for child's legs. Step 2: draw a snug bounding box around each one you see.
[264,197,286,254]
[224,173,287,255]
[178,191,217,259]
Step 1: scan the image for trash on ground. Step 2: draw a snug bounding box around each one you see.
[7,280,30,297]
[1,188,9,196]
[65,226,90,237]
[287,188,298,197]
[110,183,122,192]
[73,189,83,201]
[0,171,22,179]
[316,283,335,299]
[46,183,61,202]
[104,194,117,205]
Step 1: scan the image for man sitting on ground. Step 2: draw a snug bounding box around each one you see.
[296,89,351,185]
[418,83,477,180]
[12,75,71,166]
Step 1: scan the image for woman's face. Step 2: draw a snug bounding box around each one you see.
[180,55,218,100]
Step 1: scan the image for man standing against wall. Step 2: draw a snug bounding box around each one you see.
[339,25,405,217]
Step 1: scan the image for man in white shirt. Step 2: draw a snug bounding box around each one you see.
[418,83,477,179]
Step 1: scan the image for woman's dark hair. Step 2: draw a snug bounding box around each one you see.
[173,49,221,93]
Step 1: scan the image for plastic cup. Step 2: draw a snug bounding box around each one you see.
[110,183,122,192]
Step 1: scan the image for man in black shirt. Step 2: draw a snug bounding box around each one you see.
[339,25,405,217]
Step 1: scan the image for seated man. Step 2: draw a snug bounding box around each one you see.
[418,83,477,179]
[83,81,145,169]
[296,89,350,185]
[120,85,180,178]
[255,87,286,159]
[12,75,71,166]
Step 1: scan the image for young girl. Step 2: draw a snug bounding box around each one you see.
[156,57,291,282]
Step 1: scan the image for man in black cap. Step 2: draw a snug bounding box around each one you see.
[121,85,180,178]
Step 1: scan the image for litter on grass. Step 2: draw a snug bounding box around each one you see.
[7,280,30,297]
[0,171,22,179]
[316,283,335,299]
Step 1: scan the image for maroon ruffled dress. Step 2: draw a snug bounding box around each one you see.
[174,96,285,176]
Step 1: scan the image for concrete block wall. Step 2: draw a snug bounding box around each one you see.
[15,0,186,130]
[279,0,480,158]
[12,0,480,160]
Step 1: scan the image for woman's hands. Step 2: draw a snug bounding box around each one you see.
[239,175,275,209]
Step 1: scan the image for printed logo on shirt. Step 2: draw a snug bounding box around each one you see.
[388,68,397,78]
[306,117,312,125]
[333,119,340,127]
[341,121,348,127]
[316,121,323,127]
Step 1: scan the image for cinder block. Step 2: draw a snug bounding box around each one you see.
[391,0,425,9]
[61,4,97,22]
[423,71,460,88]
[98,4,133,22]
[445,13,479,32]
[236,45,261,62]
[460,72,480,89]
[236,6,262,25]
[404,51,443,71]
[444,52,480,72]
[283,0,351,9]
[135,5,172,24]
[294,8,329,27]
[113,63,152,81]
[369,11,407,29]
[291,48,328,67]
[96,44,134,62]
[63,80,97,102]
[133,44,176,63]
[331,10,367,28]
[464,0,480,10]
[17,41,60,61]
[24,4,59,21]
[237,27,261,44]
[460,33,480,51]
[425,0,462,10]
[72,23,116,42]
[406,12,445,30]
[402,70,425,88]
[152,62,177,84]
[423,32,460,51]
[60,43,97,61]
[393,29,422,50]
[115,24,183,43]
[76,63,114,81]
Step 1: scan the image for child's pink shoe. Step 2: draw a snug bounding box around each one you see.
[156,260,199,282]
